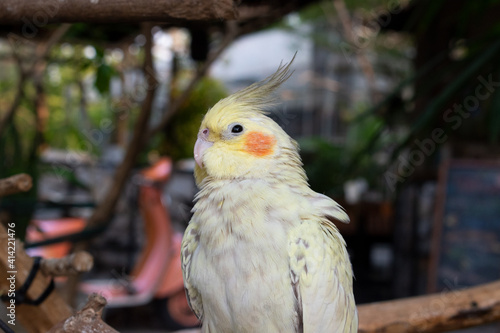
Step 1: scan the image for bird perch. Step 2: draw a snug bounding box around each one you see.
[47,293,119,333]
[358,279,500,332]
[0,174,32,197]
[40,252,94,277]
[0,0,238,24]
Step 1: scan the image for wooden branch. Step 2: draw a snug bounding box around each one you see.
[41,251,93,276]
[0,0,238,24]
[32,24,72,67]
[358,279,500,332]
[47,293,119,333]
[0,224,73,333]
[0,174,32,197]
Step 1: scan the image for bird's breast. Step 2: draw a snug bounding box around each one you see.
[190,179,299,332]
[192,179,299,251]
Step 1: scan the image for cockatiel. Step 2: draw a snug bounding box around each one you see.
[181,59,357,333]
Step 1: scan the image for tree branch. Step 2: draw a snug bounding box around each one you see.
[358,279,500,332]
[47,294,119,333]
[0,24,71,135]
[0,173,32,197]
[31,24,72,71]
[0,0,238,24]
[41,251,94,276]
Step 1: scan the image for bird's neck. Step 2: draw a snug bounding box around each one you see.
[192,178,297,253]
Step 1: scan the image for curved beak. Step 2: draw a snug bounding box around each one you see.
[194,129,213,168]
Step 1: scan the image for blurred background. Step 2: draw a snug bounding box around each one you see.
[0,0,499,332]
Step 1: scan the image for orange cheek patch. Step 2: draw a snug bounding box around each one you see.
[244,131,276,157]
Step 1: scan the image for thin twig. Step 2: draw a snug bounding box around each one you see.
[31,24,72,72]
[0,24,71,135]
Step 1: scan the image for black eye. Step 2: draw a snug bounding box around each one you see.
[231,124,244,134]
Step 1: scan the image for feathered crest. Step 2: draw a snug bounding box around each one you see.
[231,54,295,111]
[209,54,296,117]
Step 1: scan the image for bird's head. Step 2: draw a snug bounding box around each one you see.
[193,58,306,186]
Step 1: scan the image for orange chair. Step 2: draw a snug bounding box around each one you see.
[26,218,87,258]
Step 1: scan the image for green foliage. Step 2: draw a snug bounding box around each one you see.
[160,77,228,160]
[300,111,391,196]
[43,55,114,153]
[0,33,133,238]
[94,63,116,95]
[300,137,345,196]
